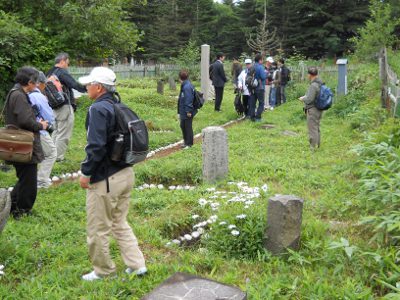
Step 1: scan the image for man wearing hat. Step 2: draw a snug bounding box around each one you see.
[78,67,147,281]
[237,58,253,117]
[28,71,56,189]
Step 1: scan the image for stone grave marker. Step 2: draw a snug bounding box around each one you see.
[0,189,11,233]
[168,76,176,91]
[261,124,276,130]
[157,80,164,95]
[141,272,247,300]
[202,126,228,183]
[281,130,298,137]
[264,194,304,255]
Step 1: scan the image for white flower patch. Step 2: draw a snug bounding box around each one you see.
[206,187,216,192]
[236,214,247,219]
[219,221,227,226]
[198,198,208,206]
[231,230,240,236]
[197,227,205,234]
[172,239,181,245]
[209,195,219,199]
[192,214,200,220]
[210,202,220,211]
[157,184,164,189]
[244,205,249,209]
[77,170,82,176]
[261,184,268,192]
[193,221,208,229]
[228,224,237,229]
[228,182,236,185]
[137,186,144,191]
[165,242,172,247]
[169,186,176,190]
[150,184,156,189]
[191,231,201,238]
[209,215,218,223]
[176,185,183,190]
[0,264,4,276]
[51,176,60,182]
[72,172,79,179]
[143,183,150,189]
[245,200,254,205]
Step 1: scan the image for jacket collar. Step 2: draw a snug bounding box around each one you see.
[94,92,115,103]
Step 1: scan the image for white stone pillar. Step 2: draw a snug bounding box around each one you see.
[201,44,210,100]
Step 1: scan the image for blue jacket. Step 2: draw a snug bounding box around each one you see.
[178,80,197,120]
[28,88,55,136]
[254,62,267,90]
[81,92,130,184]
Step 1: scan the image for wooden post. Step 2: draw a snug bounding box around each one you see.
[380,48,388,109]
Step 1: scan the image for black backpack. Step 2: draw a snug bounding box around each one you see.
[44,74,66,109]
[108,94,149,165]
[234,92,245,115]
[193,89,205,109]
[245,67,258,90]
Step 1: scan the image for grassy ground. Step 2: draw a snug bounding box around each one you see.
[0,64,398,299]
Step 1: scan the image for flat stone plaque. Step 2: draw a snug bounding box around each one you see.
[141,272,247,300]
[0,188,11,233]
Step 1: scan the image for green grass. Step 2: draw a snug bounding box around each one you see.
[388,49,400,75]
[1,63,398,299]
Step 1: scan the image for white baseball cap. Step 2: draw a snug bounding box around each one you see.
[266,57,274,63]
[79,67,116,86]
[244,58,252,64]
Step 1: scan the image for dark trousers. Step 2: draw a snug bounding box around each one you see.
[280,85,287,104]
[249,89,265,120]
[11,163,38,215]
[214,87,224,111]
[180,117,194,146]
[242,95,250,117]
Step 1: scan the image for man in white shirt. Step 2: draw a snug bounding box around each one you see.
[237,58,253,118]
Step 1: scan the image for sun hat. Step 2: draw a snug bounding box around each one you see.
[244,58,252,64]
[266,57,274,63]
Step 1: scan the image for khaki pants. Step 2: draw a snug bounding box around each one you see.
[37,133,57,185]
[86,167,146,275]
[306,107,323,148]
[264,85,271,108]
[52,105,74,160]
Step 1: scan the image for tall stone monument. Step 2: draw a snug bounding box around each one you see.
[202,126,228,183]
[168,76,176,91]
[201,44,210,101]
[264,195,304,255]
[0,189,11,233]
[157,80,164,95]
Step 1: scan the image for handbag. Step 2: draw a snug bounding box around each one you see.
[0,89,35,163]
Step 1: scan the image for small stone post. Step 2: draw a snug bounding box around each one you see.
[264,195,304,255]
[0,189,11,233]
[157,80,164,95]
[202,126,228,183]
[336,58,348,96]
[168,76,176,91]
[201,44,210,100]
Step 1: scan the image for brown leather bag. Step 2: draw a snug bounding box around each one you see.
[0,89,34,163]
[0,125,34,163]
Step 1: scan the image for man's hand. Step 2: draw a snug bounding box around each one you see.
[187,112,192,118]
[39,119,48,130]
[80,176,90,189]
[298,96,305,102]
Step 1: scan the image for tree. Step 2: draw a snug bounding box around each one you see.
[246,0,280,56]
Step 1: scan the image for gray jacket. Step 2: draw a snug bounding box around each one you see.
[303,78,323,110]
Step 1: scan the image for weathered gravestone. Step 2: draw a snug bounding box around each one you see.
[0,189,11,233]
[168,76,176,91]
[202,126,228,183]
[157,80,164,95]
[141,272,247,300]
[264,195,304,255]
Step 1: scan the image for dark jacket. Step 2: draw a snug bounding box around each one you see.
[47,66,86,107]
[81,92,130,184]
[303,78,323,110]
[4,84,44,163]
[178,80,198,120]
[209,60,227,88]
[280,65,291,85]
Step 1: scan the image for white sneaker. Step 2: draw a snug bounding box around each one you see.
[82,271,102,281]
[125,266,147,276]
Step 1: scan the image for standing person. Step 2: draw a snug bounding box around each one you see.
[4,67,48,218]
[264,57,274,109]
[299,67,323,149]
[28,72,57,189]
[47,53,86,162]
[249,54,267,122]
[237,58,253,118]
[178,70,197,149]
[278,58,291,104]
[269,62,280,110]
[209,53,227,112]
[78,67,146,281]
[231,58,242,90]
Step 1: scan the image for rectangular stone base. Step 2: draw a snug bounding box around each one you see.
[141,272,247,300]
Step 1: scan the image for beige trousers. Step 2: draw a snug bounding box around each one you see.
[37,133,57,185]
[306,107,323,148]
[264,85,271,108]
[52,104,74,160]
[86,167,146,275]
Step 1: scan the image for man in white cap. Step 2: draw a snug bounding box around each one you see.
[237,58,253,117]
[78,67,147,281]
[264,56,274,109]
